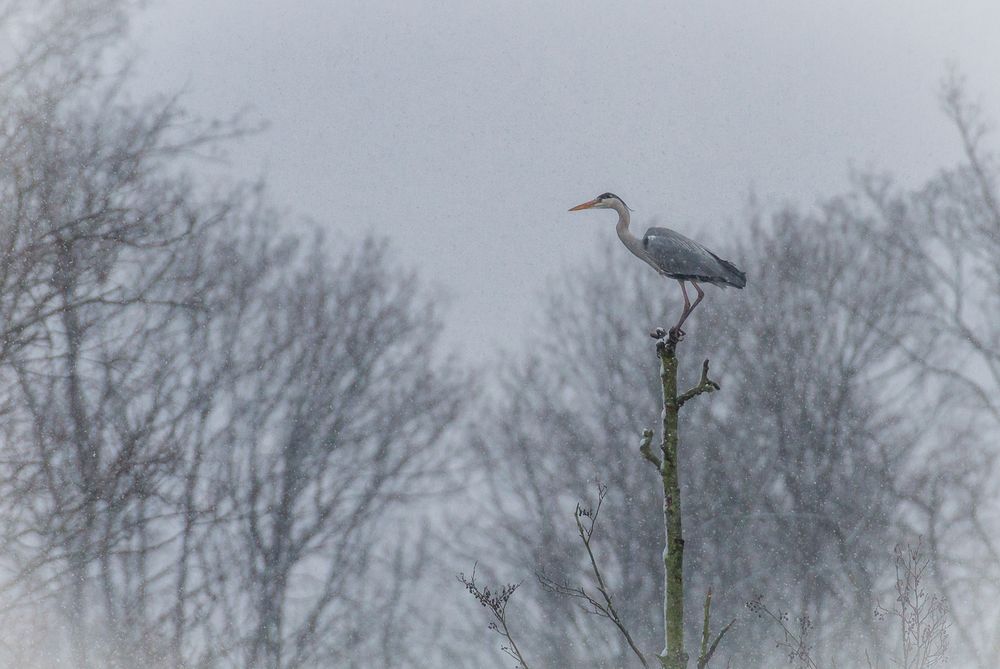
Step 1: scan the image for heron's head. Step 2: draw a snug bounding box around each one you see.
[569,192,630,212]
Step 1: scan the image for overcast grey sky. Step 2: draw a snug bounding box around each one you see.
[128,1,1000,354]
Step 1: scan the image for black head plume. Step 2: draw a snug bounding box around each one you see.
[598,192,632,211]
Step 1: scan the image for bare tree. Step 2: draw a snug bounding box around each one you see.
[0,48,250,667]
[750,538,950,669]
[0,4,470,668]
[861,72,1000,669]
[185,236,467,669]
[685,198,922,665]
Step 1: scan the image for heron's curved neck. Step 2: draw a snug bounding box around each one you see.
[611,201,645,260]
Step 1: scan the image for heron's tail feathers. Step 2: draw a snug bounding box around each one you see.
[714,256,747,289]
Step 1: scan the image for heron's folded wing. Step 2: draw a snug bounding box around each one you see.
[642,227,725,279]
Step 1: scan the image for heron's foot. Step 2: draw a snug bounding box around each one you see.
[669,325,686,341]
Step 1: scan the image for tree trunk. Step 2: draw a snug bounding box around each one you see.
[657,337,687,669]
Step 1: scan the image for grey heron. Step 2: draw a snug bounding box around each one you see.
[569,192,746,334]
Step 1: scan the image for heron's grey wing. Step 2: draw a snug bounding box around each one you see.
[642,227,721,278]
[642,227,747,287]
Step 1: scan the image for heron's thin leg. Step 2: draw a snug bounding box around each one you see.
[674,280,692,333]
[678,280,691,311]
[675,281,705,333]
[689,281,705,312]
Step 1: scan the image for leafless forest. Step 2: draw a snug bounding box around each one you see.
[0,2,998,668]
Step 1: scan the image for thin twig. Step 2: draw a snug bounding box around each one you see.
[695,588,734,669]
[746,597,819,669]
[460,564,531,669]
[873,538,950,669]
[699,589,713,662]
[699,618,735,669]
[538,484,649,668]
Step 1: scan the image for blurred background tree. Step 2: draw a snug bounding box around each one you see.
[0,2,468,667]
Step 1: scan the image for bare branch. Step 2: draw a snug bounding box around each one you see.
[678,359,720,408]
[699,589,713,664]
[538,483,649,668]
[639,428,660,469]
[700,620,735,669]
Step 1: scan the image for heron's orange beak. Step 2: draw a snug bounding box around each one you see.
[569,199,599,212]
